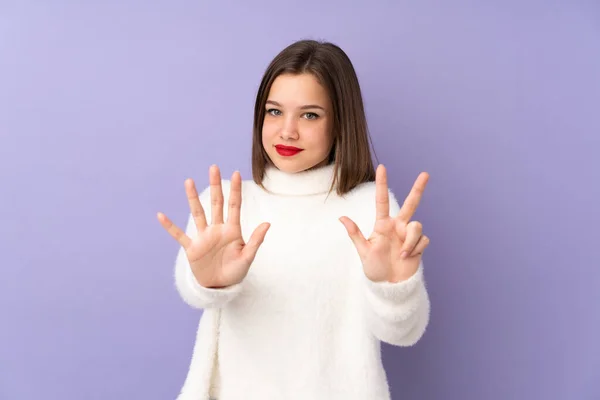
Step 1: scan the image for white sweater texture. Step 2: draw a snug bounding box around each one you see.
[173,164,430,400]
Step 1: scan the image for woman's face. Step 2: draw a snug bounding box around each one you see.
[262,73,334,173]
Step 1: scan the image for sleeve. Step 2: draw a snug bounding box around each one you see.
[362,189,431,346]
[173,180,244,309]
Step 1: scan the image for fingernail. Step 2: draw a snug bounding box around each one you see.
[401,251,408,259]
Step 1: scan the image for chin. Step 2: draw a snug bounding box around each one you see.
[271,161,308,174]
[270,157,330,174]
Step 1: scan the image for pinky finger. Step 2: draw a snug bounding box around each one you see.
[157,212,192,249]
[410,235,430,257]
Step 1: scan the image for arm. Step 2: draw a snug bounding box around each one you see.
[363,260,430,346]
[174,181,244,309]
[363,189,430,346]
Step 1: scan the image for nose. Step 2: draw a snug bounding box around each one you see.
[279,115,299,140]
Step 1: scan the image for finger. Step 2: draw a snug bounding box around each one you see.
[227,171,242,226]
[409,234,430,257]
[339,216,369,256]
[375,164,389,221]
[209,165,224,224]
[241,222,271,263]
[395,218,407,241]
[156,212,192,248]
[400,221,423,258]
[397,172,429,223]
[185,178,207,231]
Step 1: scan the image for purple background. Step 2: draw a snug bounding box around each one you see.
[1,1,599,399]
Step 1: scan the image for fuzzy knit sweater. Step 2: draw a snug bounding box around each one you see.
[173,163,430,400]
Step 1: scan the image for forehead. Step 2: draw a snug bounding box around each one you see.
[268,73,330,104]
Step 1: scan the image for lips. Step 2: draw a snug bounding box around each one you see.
[275,145,303,157]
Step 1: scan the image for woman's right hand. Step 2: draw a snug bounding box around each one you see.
[157,165,271,288]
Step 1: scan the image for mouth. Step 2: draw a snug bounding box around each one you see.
[275,145,304,157]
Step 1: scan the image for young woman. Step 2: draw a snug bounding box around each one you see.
[157,39,431,400]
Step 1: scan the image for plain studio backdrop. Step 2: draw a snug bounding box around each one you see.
[1,1,599,399]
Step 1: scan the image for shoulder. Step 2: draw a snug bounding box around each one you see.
[197,179,232,202]
[195,178,261,224]
[345,181,402,204]
[345,181,376,200]
[197,178,261,204]
[342,181,402,215]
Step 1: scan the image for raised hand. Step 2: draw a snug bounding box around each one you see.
[157,165,271,288]
[340,165,430,283]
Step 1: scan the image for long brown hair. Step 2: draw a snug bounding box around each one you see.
[251,39,377,196]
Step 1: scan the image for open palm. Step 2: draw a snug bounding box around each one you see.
[157,165,271,288]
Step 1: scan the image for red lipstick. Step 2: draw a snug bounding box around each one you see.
[275,145,304,157]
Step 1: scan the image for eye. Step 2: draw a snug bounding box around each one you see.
[303,112,319,120]
[266,108,281,116]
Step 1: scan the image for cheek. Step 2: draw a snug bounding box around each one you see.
[262,119,278,141]
[306,121,332,147]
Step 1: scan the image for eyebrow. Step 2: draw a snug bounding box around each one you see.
[266,100,326,111]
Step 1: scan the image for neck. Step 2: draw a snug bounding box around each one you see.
[261,163,337,196]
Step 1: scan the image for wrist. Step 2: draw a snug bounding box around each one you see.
[388,267,419,283]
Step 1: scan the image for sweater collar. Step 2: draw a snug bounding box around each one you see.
[261,163,337,196]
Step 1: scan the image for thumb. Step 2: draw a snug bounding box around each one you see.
[339,216,369,257]
[241,222,271,263]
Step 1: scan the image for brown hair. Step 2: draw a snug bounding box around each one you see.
[251,39,377,196]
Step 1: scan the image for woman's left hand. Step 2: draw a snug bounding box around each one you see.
[340,165,430,283]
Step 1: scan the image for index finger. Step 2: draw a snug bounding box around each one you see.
[375,164,390,221]
[227,171,242,226]
[396,172,429,223]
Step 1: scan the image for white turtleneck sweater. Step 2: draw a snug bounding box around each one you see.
[173,164,430,400]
